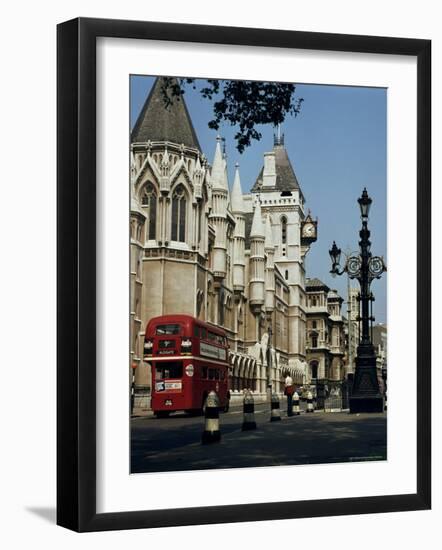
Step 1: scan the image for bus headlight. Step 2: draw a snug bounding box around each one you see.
[185,364,194,377]
[144,339,153,355]
[181,338,192,353]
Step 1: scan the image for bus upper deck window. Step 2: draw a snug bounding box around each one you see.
[156,324,181,335]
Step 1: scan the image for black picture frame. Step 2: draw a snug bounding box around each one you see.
[57,17,431,532]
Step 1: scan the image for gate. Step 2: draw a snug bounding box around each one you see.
[324,381,350,412]
[316,379,327,410]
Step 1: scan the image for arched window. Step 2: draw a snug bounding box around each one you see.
[141,183,157,240]
[281,216,287,244]
[171,184,187,242]
[285,269,289,280]
[312,335,318,348]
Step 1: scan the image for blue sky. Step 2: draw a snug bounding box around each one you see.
[130,76,387,324]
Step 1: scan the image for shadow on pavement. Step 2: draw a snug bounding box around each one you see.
[131,412,387,474]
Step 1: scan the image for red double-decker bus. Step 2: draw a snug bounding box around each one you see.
[144,314,230,417]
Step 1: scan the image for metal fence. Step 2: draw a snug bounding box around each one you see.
[318,380,350,412]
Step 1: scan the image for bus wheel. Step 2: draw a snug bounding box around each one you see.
[154,411,170,418]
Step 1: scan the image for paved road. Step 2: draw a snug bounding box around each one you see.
[131,403,387,474]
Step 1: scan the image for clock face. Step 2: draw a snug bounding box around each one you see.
[303,223,315,237]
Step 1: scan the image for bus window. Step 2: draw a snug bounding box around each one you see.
[208,368,215,380]
[155,361,183,379]
[193,325,200,337]
[220,370,225,380]
[208,331,216,342]
[202,366,208,379]
[156,324,181,335]
[201,327,207,340]
[214,369,220,380]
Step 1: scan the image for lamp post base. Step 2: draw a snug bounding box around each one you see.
[349,348,384,413]
[349,394,384,413]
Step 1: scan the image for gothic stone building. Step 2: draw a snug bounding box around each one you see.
[305,278,346,386]
[130,77,320,405]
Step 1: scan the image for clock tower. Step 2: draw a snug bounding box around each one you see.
[246,131,317,363]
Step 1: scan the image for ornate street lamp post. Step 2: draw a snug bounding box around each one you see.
[329,188,386,413]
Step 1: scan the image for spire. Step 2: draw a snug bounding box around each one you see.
[273,123,285,146]
[250,198,265,239]
[211,135,228,191]
[264,214,274,249]
[131,77,201,150]
[251,138,301,193]
[231,162,245,213]
[223,152,231,201]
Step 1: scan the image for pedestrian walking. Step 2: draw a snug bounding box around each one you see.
[284,374,294,416]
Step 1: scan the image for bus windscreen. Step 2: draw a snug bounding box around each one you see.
[155,361,183,379]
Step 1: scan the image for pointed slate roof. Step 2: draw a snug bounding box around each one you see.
[231,163,245,213]
[251,143,301,193]
[306,278,330,292]
[131,77,201,150]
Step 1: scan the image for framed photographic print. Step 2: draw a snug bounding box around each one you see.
[57,17,431,532]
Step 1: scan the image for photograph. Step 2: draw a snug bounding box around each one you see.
[0,0,434,541]
[129,75,388,474]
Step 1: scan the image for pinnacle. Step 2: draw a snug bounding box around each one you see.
[265,214,274,248]
[211,135,229,191]
[231,163,245,214]
[250,198,265,239]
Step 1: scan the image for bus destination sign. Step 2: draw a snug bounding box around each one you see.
[200,342,227,361]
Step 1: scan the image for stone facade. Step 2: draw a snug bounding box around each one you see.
[346,286,360,375]
[372,323,387,393]
[305,278,346,387]
[130,77,320,405]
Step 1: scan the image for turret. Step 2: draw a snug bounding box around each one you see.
[232,163,246,292]
[264,214,276,313]
[249,198,265,310]
[209,136,229,279]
